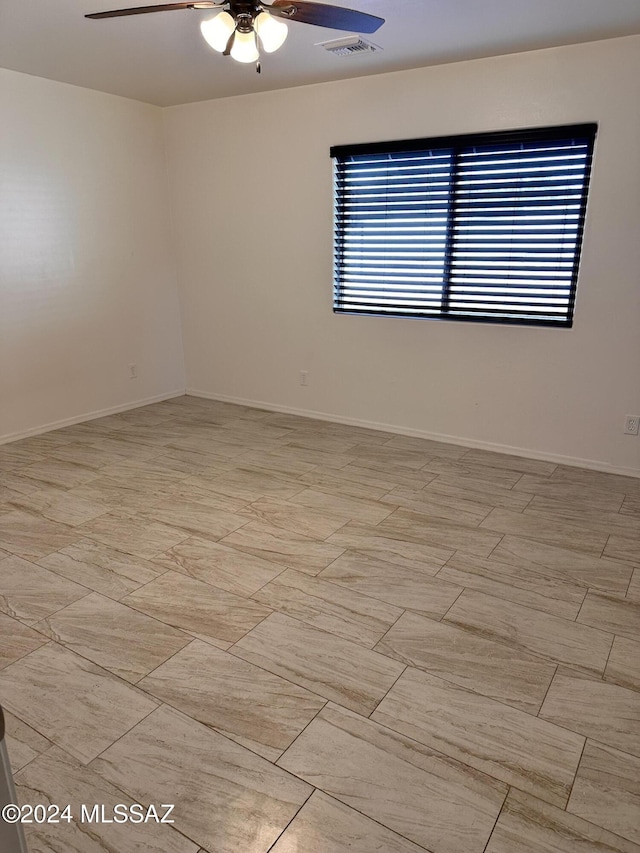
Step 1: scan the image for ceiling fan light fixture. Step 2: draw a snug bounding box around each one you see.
[254,11,288,53]
[230,27,260,63]
[200,10,235,52]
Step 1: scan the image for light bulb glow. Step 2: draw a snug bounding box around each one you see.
[254,11,288,53]
[230,28,259,63]
[200,11,235,53]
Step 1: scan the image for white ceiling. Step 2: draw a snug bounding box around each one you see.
[1,0,640,106]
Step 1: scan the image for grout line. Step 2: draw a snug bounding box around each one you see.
[264,790,315,853]
[564,736,587,810]
[368,662,408,718]
[480,786,511,853]
[536,664,559,717]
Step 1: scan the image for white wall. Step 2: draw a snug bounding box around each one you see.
[164,36,640,475]
[0,69,185,441]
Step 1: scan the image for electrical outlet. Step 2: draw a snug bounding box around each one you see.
[128,363,137,380]
[300,371,309,387]
[624,415,640,435]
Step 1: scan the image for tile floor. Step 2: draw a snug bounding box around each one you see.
[0,395,639,853]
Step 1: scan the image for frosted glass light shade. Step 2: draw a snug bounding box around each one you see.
[254,11,288,52]
[200,11,235,52]
[230,29,259,63]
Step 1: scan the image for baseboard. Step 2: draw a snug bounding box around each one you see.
[187,387,640,479]
[0,389,186,446]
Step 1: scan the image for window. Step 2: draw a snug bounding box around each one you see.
[331,124,596,327]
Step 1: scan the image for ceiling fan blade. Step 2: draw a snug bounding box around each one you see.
[268,0,383,34]
[85,2,220,19]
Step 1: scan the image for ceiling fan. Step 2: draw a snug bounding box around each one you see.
[86,1,385,68]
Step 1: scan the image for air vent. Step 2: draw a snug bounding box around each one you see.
[317,35,382,56]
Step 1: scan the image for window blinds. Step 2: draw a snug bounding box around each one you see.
[331,124,596,326]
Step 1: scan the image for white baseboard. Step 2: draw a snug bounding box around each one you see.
[0,390,186,446]
[187,387,640,479]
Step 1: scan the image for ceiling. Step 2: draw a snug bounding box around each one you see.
[1,0,640,106]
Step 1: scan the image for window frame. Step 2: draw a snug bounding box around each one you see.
[331,123,597,328]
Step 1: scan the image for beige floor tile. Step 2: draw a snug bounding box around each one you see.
[378,508,502,558]
[425,474,534,511]
[295,469,390,501]
[525,496,640,538]
[18,459,101,490]
[485,788,640,853]
[312,421,393,445]
[270,790,425,853]
[621,495,640,517]
[460,449,557,477]
[327,521,451,573]
[277,703,507,853]
[445,590,613,674]
[491,535,634,595]
[238,496,350,540]
[17,745,199,853]
[139,639,325,761]
[437,552,586,619]
[548,466,640,498]
[0,610,47,669]
[232,612,404,715]
[629,570,640,601]
[34,592,191,682]
[266,444,355,470]
[0,554,88,624]
[0,509,79,560]
[480,508,608,555]
[69,476,172,512]
[605,636,640,692]
[512,474,625,511]
[540,668,640,758]
[350,457,442,486]
[75,434,163,460]
[154,535,285,596]
[100,459,191,488]
[320,551,463,619]
[91,704,312,853]
[123,570,272,648]
[578,591,640,642]
[0,644,158,763]
[568,740,640,845]
[49,441,130,470]
[373,667,584,807]
[37,538,164,600]
[141,498,249,542]
[376,611,556,714]
[154,448,240,476]
[605,535,640,566]
[194,466,306,502]
[221,520,345,575]
[163,477,249,511]
[421,457,525,487]
[3,710,51,773]
[290,487,395,525]
[379,485,492,526]
[348,443,431,470]
[0,445,48,467]
[383,434,468,460]
[341,460,437,490]
[234,449,318,477]
[252,568,402,647]
[0,471,44,496]
[78,512,190,559]
[9,488,109,526]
